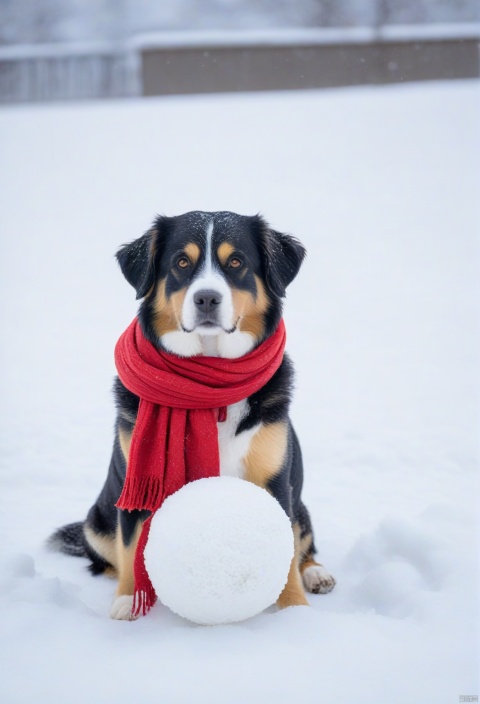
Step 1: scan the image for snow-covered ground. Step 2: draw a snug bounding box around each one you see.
[0,81,478,704]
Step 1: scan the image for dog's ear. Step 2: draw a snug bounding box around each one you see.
[116,217,167,299]
[259,222,306,298]
[116,230,156,299]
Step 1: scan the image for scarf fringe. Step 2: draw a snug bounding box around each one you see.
[116,476,163,512]
[132,586,157,617]
[132,516,157,617]
[115,474,163,511]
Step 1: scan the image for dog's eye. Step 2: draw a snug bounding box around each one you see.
[229,258,242,269]
[177,257,190,269]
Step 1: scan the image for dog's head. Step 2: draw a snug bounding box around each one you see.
[117,211,305,358]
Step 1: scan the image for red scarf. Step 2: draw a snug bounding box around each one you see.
[114,317,287,616]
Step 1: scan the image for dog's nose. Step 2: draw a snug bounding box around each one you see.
[193,289,222,314]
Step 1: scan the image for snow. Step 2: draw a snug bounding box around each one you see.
[130,24,480,50]
[378,22,480,40]
[130,27,378,49]
[0,80,479,703]
[0,40,129,60]
[145,477,294,625]
[3,22,478,60]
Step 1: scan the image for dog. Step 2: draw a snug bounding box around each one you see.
[49,210,336,619]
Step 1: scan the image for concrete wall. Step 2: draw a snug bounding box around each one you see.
[141,38,480,96]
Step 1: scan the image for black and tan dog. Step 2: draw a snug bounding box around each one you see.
[49,210,336,619]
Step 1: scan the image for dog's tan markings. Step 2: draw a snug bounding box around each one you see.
[231,290,253,323]
[113,425,145,600]
[115,520,143,597]
[169,288,187,324]
[297,529,322,573]
[277,558,310,608]
[217,241,235,265]
[118,426,132,463]
[298,530,313,560]
[243,423,307,607]
[84,525,118,573]
[277,524,309,608]
[152,279,180,337]
[184,242,200,265]
[294,525,336,594]
[244,421,288,487]
[233,276,269,342]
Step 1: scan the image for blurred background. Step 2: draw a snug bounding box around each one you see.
[0,0,479,102]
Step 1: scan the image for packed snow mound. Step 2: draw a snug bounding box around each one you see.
[0,553,89,613]
[144,477,294,625]
[345,516,449,618]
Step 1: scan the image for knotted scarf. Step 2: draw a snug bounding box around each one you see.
[114,317,287,616]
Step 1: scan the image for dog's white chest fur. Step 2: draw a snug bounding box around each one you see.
[218,399,259,479]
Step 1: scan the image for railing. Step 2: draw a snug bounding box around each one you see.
[0,42,140,103]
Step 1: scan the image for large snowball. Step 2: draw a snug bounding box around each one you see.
[144,476,294,625]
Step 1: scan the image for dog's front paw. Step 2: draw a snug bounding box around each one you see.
[302,564,336,594]
[110,594,136,620]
